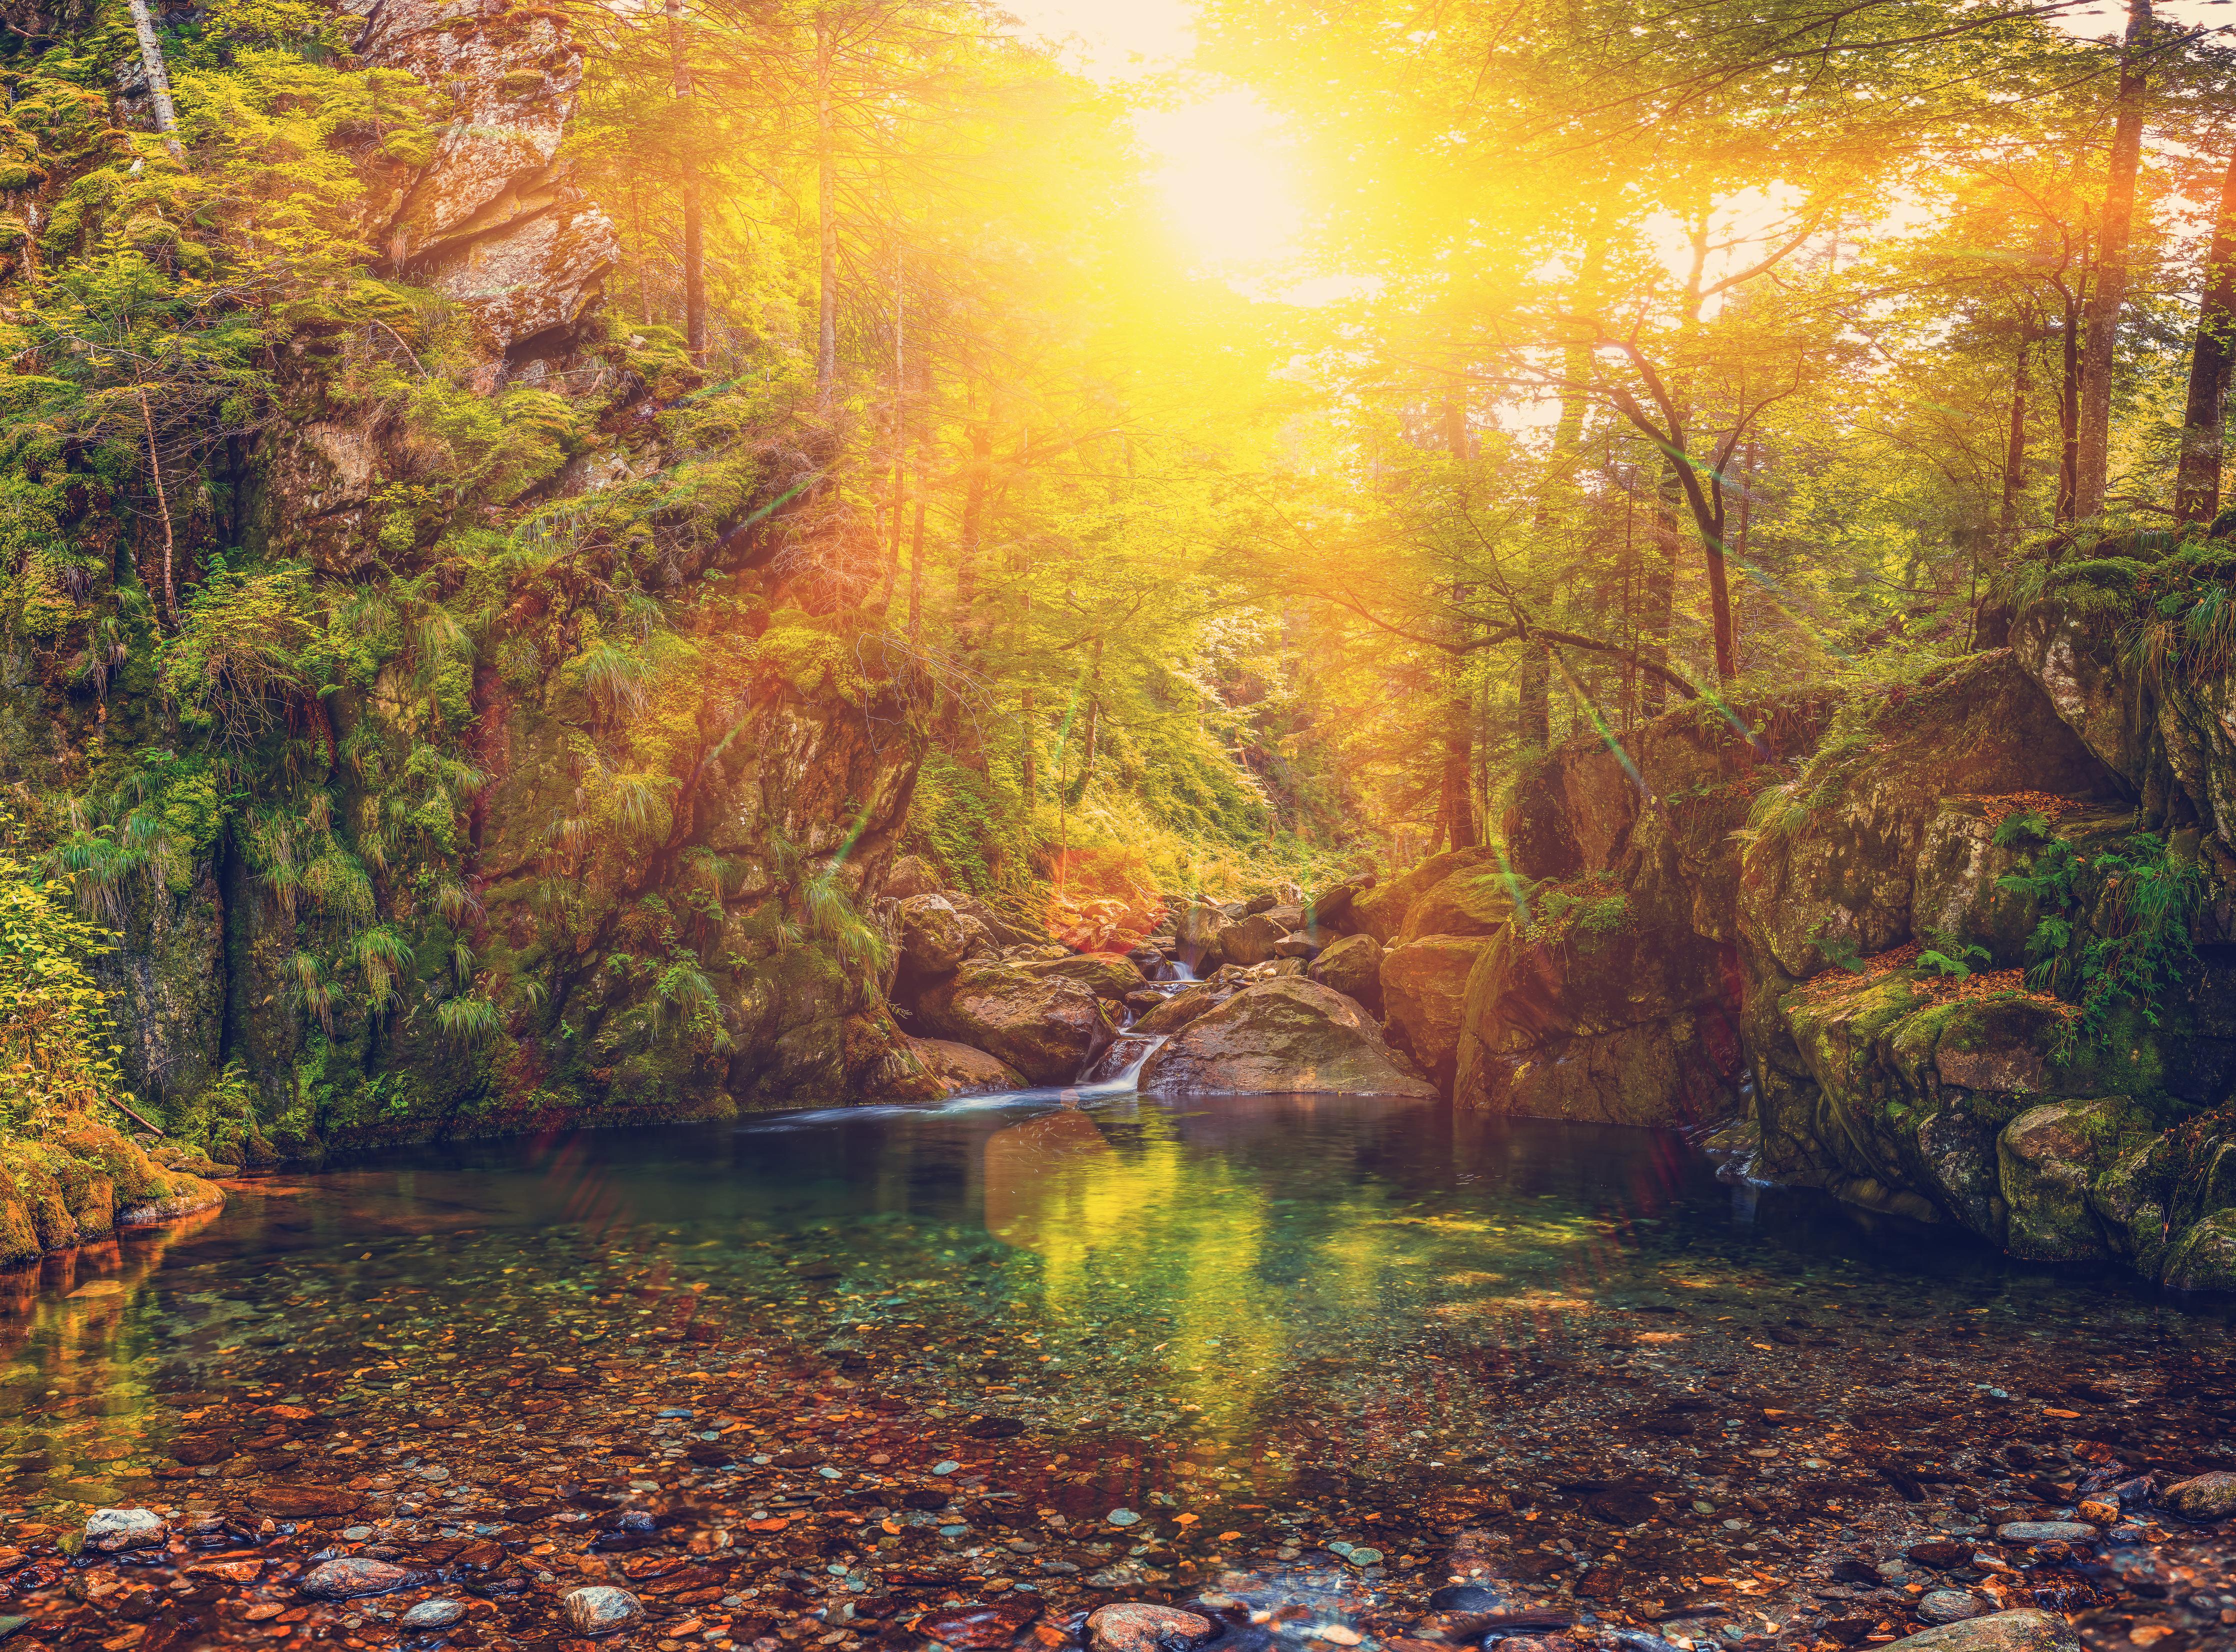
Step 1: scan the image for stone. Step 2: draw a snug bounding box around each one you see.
[1916,1591,1986,1625]
[1350,847,1502,944]
[1220,912,1291,967]
[2160,1210,2236,1292]
[1992,1520,2096,1544]
[1998,1098,2152,1262]
[1425,1585,1509,1612]
[916,960,1114,1084]
[300,1558,413,1598]
[84,1508,166,1550]
[1876,1608,2079,1652]
[1906,1541,1969,1569]
[1304,873,1373,936]
[562,1586,644,1636]
[1395,866,1516,944]
[1173,904,1230,962]
[1086,1605,1216,1652]
[1308,934,1384,1015]
[1106,1508,1142,1526]
[1380,934,1490,1092]
[1132,987,1225,1036]
[1272,936,1318,959]
[884,856,942,899]
[1018,952,1144,1001]
[919,1600,1043,1648]
[2160,1470,2236,1520]
[400,1600,468,1630]
[907,1037,1026,1098]
[1138,978,1436,1098]
[897,894,993,982]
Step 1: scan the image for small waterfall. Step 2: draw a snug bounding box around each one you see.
[1076,1030,1168,1092]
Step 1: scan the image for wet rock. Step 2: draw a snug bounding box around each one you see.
[1878,1608,2080,1652]
[916,960,1114,1084]
[1906,1540,1969,1569]
[1222,914,1292,968]
[1308,934,1384,1014]
[300,1557,413,1598]
[898,894,995,983]
[1086,1604,1216,1652]
[2160,1209,2236,1292]
[1998,1098,2152,1262]
[1134,986,1224,1036]
[921,1600,1044,1648]
[1426,1586,1508,1612]
[2160,1470,2236,1520]
[84,1508,167,1550]
[1380,933,1490,1092]
[1992,1520,2095,1544]
[906,1037,1026,1098]
[400,1599,468,1630]
[562,1586,644,1636]
[1916,1590,1986,1624]
[1019,953,1144,1002]
[1138,978,1436,1098]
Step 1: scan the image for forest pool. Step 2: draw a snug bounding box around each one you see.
[0,1094,2231,1652]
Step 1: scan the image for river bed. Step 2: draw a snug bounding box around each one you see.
[0,1095,2231,1652]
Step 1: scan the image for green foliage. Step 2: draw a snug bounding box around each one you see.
[0,816,130,1136]
[1524,876,1630,944]
[1914,933,1990,980]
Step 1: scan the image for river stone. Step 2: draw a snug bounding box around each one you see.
[84,1508,166,1550]
[2160,1210,2236,1292]
[1394,865,1516,944]
[562,1586,644,1636]
[1916,1590,1986,1625]
[884,855,942,900]
[1086,1604,1215,1652]
[915,960,1114,1084]
[300,1557,412,1598]
[1878,1609,2080,1652]
[400,1600,468,1630]
[1137,978,1436,1098]
[1425,1584,1509,1612]
[1308,933,1384,1016]
[1993,1520,2096,1544]
[1380,932,1490,1092]
[1018,952,1144,1001]
[1304,872,1372,936]
[908,1036,1026,1097]
[1132,986,1224,1036]
[897,894,992,982]
[1221,912,1290,967]
[2160,1470,2236,1520]
[1998,1098,2150,1262]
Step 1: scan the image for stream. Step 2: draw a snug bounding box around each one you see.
[0,1096,2232,1652]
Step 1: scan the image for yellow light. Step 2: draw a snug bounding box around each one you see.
[1138,89,1302,269]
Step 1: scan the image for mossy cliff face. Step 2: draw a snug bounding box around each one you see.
[1452,692,1834,1124]
[1476,642,2236,1291]
[0,1122,224,1266]
[0,0,923,1169]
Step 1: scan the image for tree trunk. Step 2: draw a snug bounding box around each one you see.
[882,250,906,606]
[814,14,838,406]
[126,0,184,160]
[2000,332,2029,540]
[1078,635,1104,803]
[2058,292,2082,523]
[2176,150,2236,524]
[1638,466,1680,716]
[1440,390,1478,846]
[2074,0,2154,519]
[1521,236,1607,750]
[136,381,176,628]
[664,0,706,360]
[1020,686,1036,807]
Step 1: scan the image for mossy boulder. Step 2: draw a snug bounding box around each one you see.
[1394,868,1515,944]
[1307,933,1383,1015]
[1016,952,1144,1002]
[1138,978,1434,1098]
[1998,1096,2158,1260]
[0,1120,224,1266]
[1349,847,1500,944]
[1379,934,1490,1092]
[896,894,992,984]
[914,960,1114,1084]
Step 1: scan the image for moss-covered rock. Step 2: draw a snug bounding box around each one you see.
[0,1120,224,1266]
[1379,933,1488,1092]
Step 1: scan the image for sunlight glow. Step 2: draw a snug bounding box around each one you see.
[1136,90,1304,270]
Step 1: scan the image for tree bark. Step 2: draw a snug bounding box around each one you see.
[1441,390,1478,848]
[125,0,184,160]
[882,250,906,606]
[136,381,176,628]
[814,12,838,405]
[2074,0,2154,519]
[1638,466,1680,716]
[2058,290,2082,523]
[2000,330,2029,540]
[664,0,706,360]
[2176,149,2236,524]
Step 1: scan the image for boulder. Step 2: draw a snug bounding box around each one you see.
[1220,912,1290,967]
[1172,902,1230,966]
[1086,1606,1216,1652]
[1272,936,1318,959]
[882,855,942,900]
[1998,1097,2154,1261]
[1018,953,1144,1002]
[1138,978,1435,1098]
[896,894,992,982]
[84,1509,166,1552]
[1395,867,1516,945]
[1304,872,1374,936]
[949,892,1040,948]
[1880,1610,2079,1652]
[1132,987,1226,1036]
[2162,1210,2236,1292]
[907,1038,1026,1097]
[1380,934,1490,1092]
[1308,934,1384,1014]
[1350,847,1500,944]
[916,962,1114,1084]
[562,1586,644,1637]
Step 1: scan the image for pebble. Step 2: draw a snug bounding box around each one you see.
[1106,1508,1142,1526]
[300,1558,412,1598]
[1992,1520,2096,1544]
[400,1599,468,1630]
[416,1464,450,1482]
[2160,1470,2236,1520]
[1916,1590,1986,1624]
[82,1508,166,1551]
[562,1586,645,1636]
[932,1460,960,1475]
[1426,1586,1508,1612]
[342,1526,374,1540]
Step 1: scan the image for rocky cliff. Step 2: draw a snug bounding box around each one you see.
[1440,546,2236,1292]
[0,0,928,1184]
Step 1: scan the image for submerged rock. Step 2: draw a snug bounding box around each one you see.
[1878,1609,2080,1652]
[562,1586,644,1636]
[2160,1470,2236,1520]
[1138,978,1435,1098]
[300,1557,412,1598]
[1916,1590,1986,1624]
[1086,1604,1214,1652]
[83,1508,166,1550]
[400,1599,468,1630]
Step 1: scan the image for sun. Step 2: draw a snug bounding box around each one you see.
[1136,89,1303,270]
